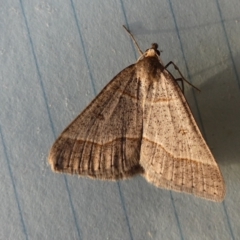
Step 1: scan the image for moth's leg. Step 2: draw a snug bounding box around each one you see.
[175,78,184,94]
[165,61,200,92]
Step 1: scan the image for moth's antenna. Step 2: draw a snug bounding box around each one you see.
[123,25,143,55]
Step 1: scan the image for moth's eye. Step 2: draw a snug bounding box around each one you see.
[149,43,160,56]
[151,43,158,50]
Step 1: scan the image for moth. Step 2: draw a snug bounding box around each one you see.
[49,25,225,202]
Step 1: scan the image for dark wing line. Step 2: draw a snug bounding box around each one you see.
[49,64,144,177]
[163,69,216,161]
[81,70,137,173]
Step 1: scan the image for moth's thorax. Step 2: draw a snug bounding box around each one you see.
[135,56,165,80]
[145,49,158,58]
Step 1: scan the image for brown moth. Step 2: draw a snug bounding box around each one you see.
[49,25,225,202]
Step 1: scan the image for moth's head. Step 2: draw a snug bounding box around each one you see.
[144,43,161,58]
[137,43,163,64]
